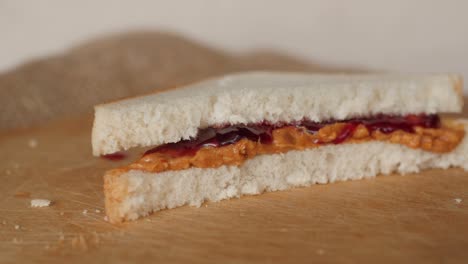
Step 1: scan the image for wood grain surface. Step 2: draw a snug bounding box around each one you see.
[0,32,467,263]
[1,113,468,264]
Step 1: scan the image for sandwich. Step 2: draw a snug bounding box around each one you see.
[92,72,467,223]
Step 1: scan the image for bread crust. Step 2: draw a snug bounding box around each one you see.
[453,75,464,105]
[104,169,130,223]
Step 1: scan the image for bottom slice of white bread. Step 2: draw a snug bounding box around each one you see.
[104,119,468,223]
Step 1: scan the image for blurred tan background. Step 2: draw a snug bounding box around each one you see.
[2,0,467,93]
[1,0,467,131]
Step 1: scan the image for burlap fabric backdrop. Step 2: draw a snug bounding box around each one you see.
[0,31,360,131]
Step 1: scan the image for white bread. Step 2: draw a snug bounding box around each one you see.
[30,199,52,208]
[92,72,463,156]
[104,119,468,223]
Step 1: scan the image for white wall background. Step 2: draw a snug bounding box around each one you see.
[1,0,467,93]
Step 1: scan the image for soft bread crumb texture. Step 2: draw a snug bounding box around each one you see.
[92,72,463,155]
[104,120,468,223]
[30,199,51,208]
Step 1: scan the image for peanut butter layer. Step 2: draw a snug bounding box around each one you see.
[124,120,465,173]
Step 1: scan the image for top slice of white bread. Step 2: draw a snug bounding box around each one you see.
[92,71,463,156]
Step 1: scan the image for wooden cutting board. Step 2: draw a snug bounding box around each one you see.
[1,32,467,263]
[1,108,468,264]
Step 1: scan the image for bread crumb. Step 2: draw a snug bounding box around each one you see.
[31,199,52,208]
[316,249,325,255]
[103,216,109,222]
[82,209,88,215]
[14,225,20,230]
[28,139,38,148]
[454,198,462,204]
[95,209,101,213]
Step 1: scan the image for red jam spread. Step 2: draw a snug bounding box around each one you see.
[101,152,127,161]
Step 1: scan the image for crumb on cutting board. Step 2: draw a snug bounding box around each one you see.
[31,199,51,207]
[454,198,463,204]
[28,138,38,148]
[82,209,88,215]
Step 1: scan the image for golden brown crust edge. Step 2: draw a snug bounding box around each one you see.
[104,169,129,224]
[452,75,464,108]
